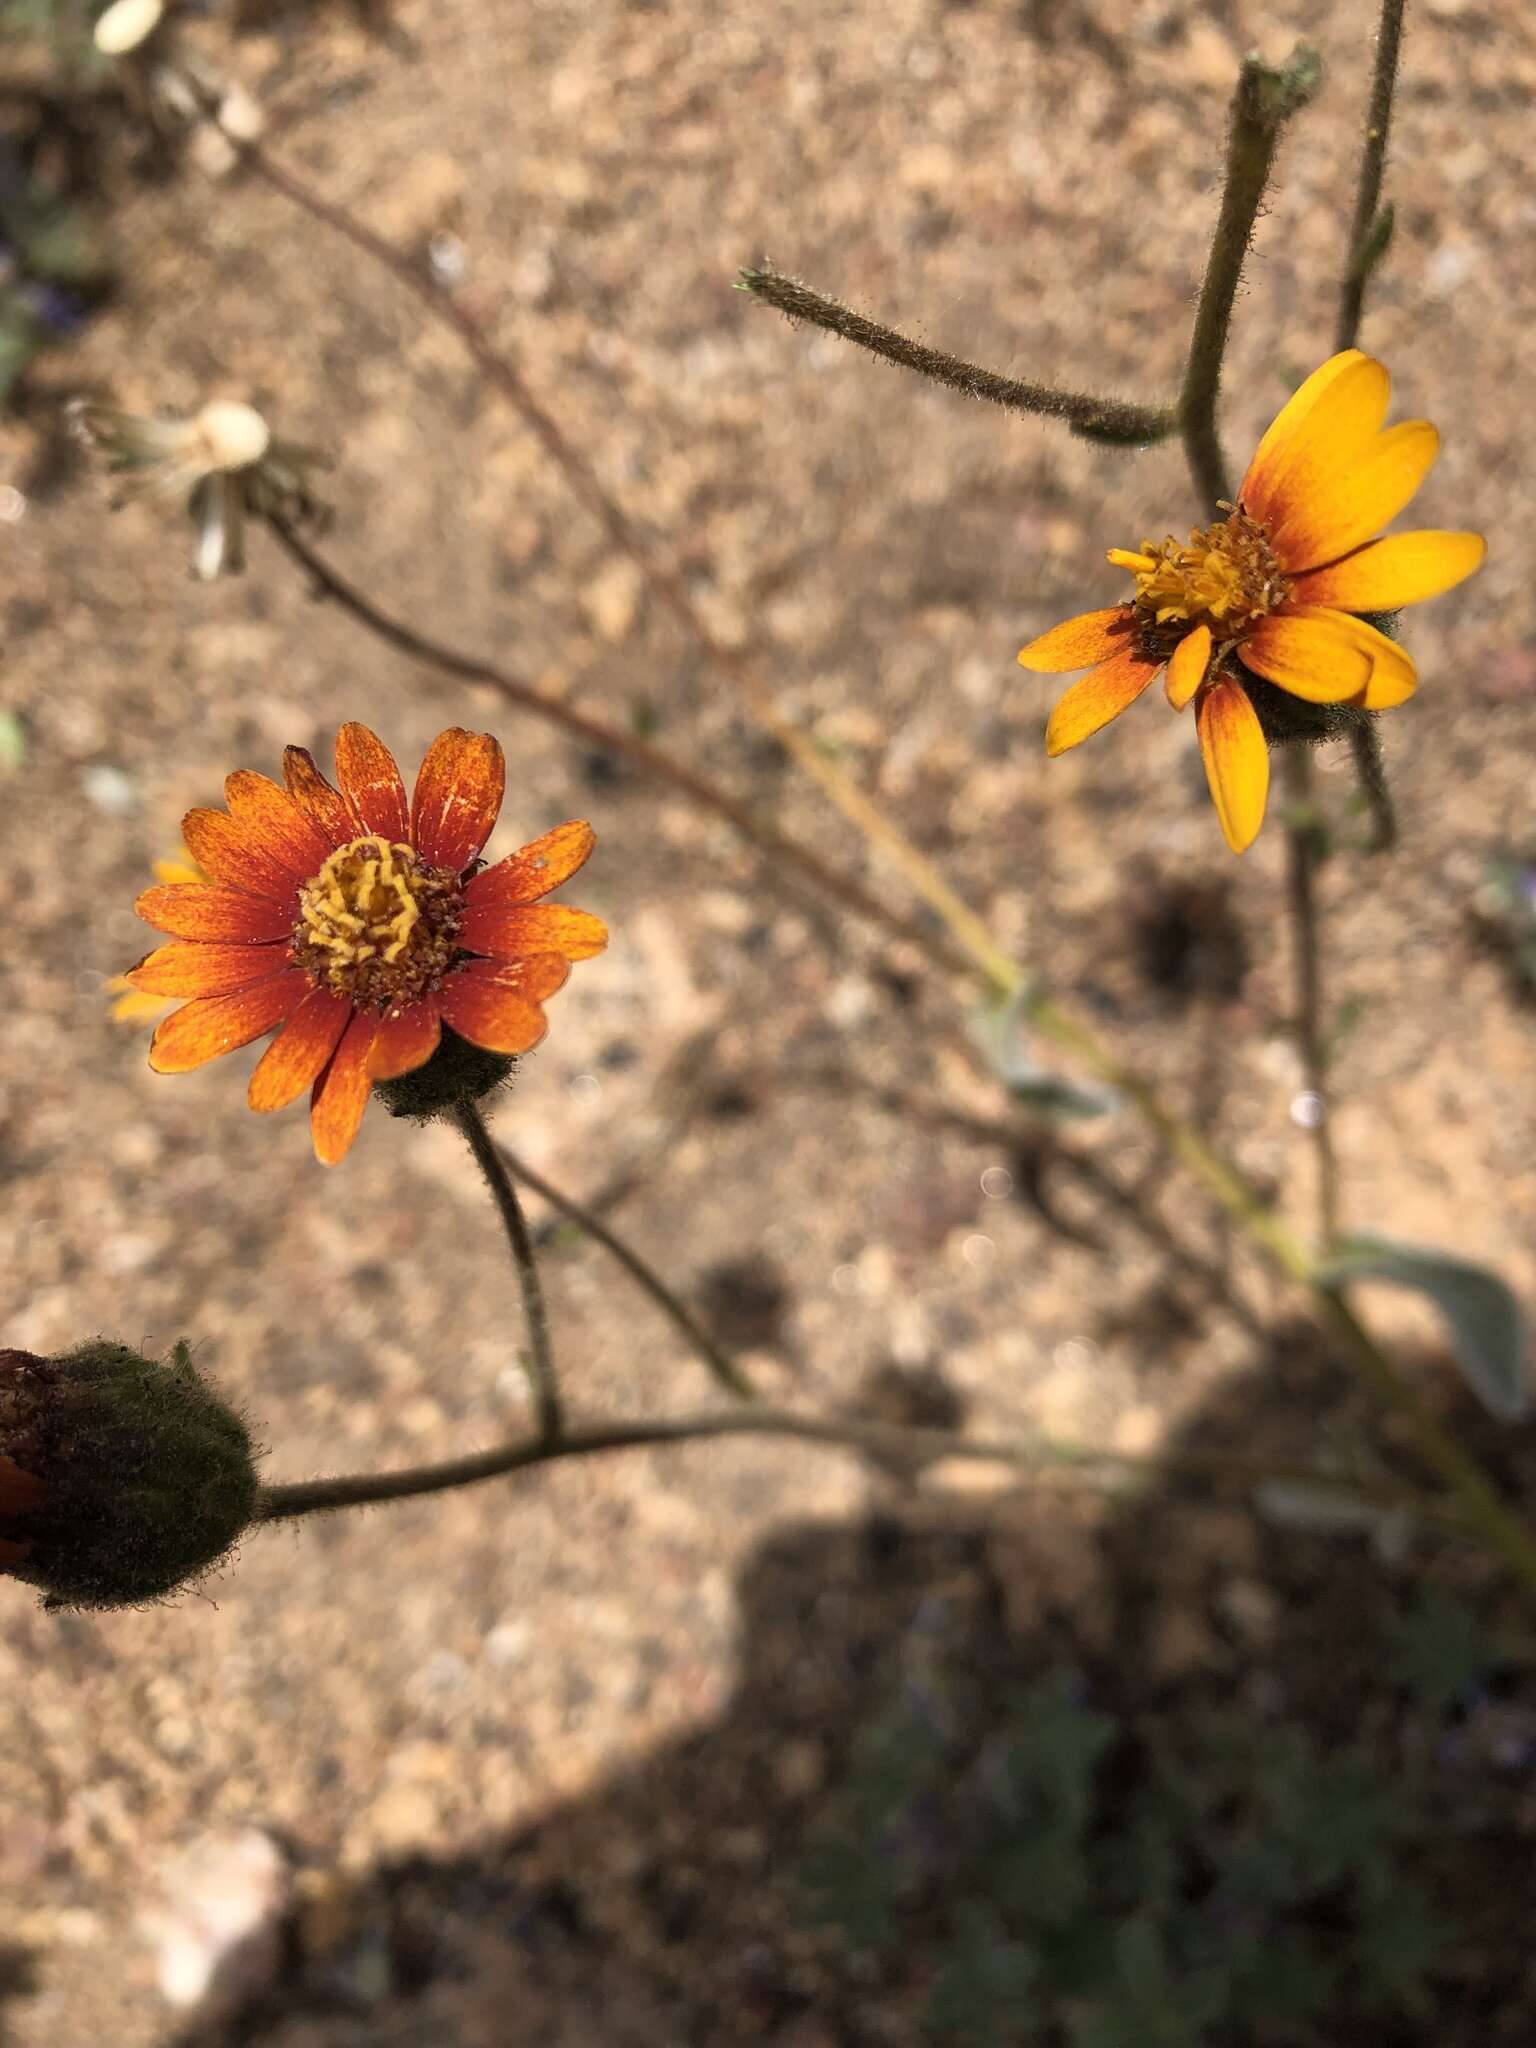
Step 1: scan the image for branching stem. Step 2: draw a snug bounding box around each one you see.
[1336,0,1409,353]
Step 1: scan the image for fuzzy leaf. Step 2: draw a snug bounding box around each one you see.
[971,990,1118,1122]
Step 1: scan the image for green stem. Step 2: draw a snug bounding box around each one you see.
[739,266,1175,444]
[1282,749,1341,1250]
[454,1101,563,1440]
[1348,720,1398,852]
[1180,48,1323,510]
[253,1404,1436,1525]
[1336,0,1409,353]
[498,1143,756,1404]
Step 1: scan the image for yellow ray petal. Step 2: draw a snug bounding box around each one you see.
[1268,420,1440,574]
[1287,530,1485,612]
[1018,607,1138,674]
[1196,679,1269,855]
[1044,647,1160,756]
[1164,623,1212,711]
[1237,608,1377,703]
[1243,605,1417,710]
[1239,352,1390,532]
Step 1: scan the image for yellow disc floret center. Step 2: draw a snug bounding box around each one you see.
[292,836,465,1012]
[1109,506,1288,653]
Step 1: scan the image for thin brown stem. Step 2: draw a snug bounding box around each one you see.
[498,1143,756,1403]
[1336,0,1408,353]
[253,1403,1437,1526]
[454,1100,563,1440]
[1180,48,1322,510]
[264,516,946,967]
[1281,749,1341,1250]
[739,266,1175,444]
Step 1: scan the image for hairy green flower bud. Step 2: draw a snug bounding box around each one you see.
[372,1023,517,1125]
[0,1342,258,1611]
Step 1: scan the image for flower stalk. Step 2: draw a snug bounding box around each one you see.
[455,1102,563,1441]
[1180,47,1323,511]
[1337,0,1409,354]
[1282,748,1342,1250]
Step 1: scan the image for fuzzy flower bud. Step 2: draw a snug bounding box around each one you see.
[0,1342,258,1611]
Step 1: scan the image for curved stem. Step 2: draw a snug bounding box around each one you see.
[498,1142,756,1403]
[253,1402,1438,1526]
[1336,0,1409,353]
[454,1101,562,1440]
[740,266,1175,443]
[1180,49,1322,510]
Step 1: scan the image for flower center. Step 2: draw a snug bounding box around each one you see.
[1109,506,1288,655]
[291,836,465,1012]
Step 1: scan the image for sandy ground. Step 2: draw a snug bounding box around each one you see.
[2,0,1535,2039]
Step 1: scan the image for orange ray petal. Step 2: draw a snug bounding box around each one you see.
[135,883,295,944]
[247,987,352,1112]
[437,964,550,1056]
[1043,646,1161,757]
[283,746,358,850]
[1287,529,1485,612]
[459,900,609,961]
[148,974,304,1074]
[1196,678,1269,855]
[224,770,333,884]
[180,807,303,904]
[1164,623,1212,712]
[1268,420,1440,574]
[1245,606,1417,709]
[1017,607,1139,674]
[1239,351,1390,531]
[1236,609,1377,703]
[110,983,175,1024]
[334,723,409,843]
[128,939,291,998]
[309,1009,380,1165]
[367,1000,443,1081]
[464,821,598,909]
[410,728,506,873]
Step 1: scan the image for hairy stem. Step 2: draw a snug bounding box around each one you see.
[1349,719,1398,852]
[1336,0,1408,353]
[1181,48,1322,510]
[254,1403,1435,1525]
[264,516,945,966]
[739,266,1175,443]
[498,1143,756,1403]
[1282,749,1341,1250]
[454,1101,562,1440]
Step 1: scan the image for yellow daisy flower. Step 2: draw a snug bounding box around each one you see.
[1018,351,1485,853]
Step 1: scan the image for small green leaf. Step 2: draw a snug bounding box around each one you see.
[1351,203,1396,284]
[971,990,1118,1122]
[1319,1232,1529,1421]
[0,710,27,776]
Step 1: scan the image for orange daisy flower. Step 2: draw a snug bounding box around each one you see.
[128,725,606,1164]
[1018,351,1485,853]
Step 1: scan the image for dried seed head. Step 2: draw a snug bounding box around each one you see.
[194,399,271,473]
[0,1341,259,1611]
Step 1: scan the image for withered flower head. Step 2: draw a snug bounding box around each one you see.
[70,396,325,580]
[126,725,607,1164]
[0,1343,258,1611]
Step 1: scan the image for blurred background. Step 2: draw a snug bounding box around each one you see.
[2,0,1535,2040]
